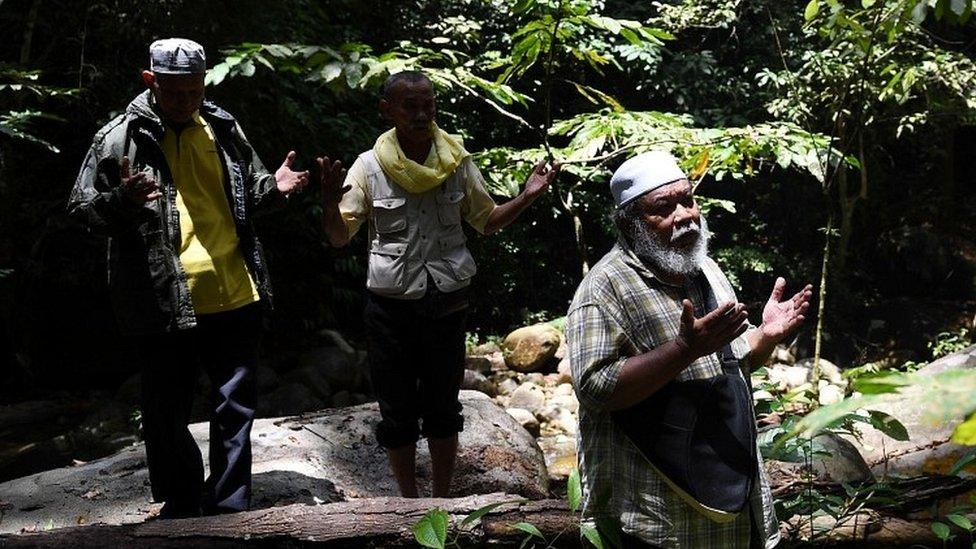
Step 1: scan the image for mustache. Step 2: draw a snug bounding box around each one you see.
[670,221,701,243]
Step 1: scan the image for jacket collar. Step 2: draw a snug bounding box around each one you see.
[126,90,235,130]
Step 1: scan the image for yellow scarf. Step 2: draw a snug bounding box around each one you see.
[373,124,468,194]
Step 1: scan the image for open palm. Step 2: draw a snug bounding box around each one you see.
[760,277,813,342]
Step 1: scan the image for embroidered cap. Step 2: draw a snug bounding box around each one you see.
[610,151,687,209]
[149,38,206,75]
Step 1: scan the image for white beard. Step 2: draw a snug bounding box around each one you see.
[631,216,710,277]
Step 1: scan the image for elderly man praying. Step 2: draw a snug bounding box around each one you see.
[567,151,812,548]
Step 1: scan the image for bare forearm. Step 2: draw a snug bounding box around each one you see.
[484,191,537,235]
[605,339,696,411]
[745,327,776,370]
[322,205,349,247]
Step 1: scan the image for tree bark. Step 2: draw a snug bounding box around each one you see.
[0,493,577,548]
[19,0,42,65]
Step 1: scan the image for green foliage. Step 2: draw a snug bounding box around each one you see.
[932,520,952,541]
[413,508,450,549]
[567,466,582,512]
[0,66,76,152]
[929,328,972,359]
[789,368,976,447]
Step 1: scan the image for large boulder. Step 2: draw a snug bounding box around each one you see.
[0,391,547,534]
[296,346,366,393]
[257,382,326,418]
[765,431,874,486]
[503,324,562,373]
[844,345,976,478]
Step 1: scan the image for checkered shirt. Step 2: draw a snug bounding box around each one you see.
[566,240,780,549]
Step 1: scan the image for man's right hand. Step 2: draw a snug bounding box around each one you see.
[676,299,749,360]
[120,156,162,204]
[317,156,348,209]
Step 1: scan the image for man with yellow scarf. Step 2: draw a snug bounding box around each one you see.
[319,71,559,497]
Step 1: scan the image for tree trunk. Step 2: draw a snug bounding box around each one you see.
[19,0,42,65]
[0,494,577,548]
[556,184,590,277]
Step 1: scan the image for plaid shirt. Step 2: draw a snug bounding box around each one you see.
[567,240,780,549]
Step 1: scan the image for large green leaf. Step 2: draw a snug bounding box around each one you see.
[952,412,976,445]
[805,0,821,21]
[581,523,605,549]
[460,499,526,527]
[567,468,582,512]
[512,522,544,539]
[413,509,449,549]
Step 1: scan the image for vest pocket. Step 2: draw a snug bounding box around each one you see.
[373,197,407,233]
[436,190,463,226]
[439,232,477,281]
[367,240,407,293]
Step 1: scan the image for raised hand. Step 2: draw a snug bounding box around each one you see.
[676,299,750,359]
[275,151,310,196]
[759,277,813,342]
[523,160,561,199]
[317,156,348,209]
[120,156,162,204]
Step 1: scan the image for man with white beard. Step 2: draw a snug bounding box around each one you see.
[567,151,812,548]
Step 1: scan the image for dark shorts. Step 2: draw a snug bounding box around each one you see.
[363,287,468,448]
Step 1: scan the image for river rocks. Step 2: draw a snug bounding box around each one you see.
[537,435,578,481]
[817,381,845,406]
[462,370,497,397]
[795,358,844,385]
[258,383,324,418]
[766,365,813,391]
[842,345,976,478]
[496,377,519,396]
[464,355,492,376]
[772,345,796,365]
[255,365,280,395]
[506,408,540,437]
[283,365,333,402]
[502,324,562,373]
[555,358,572,384]
[470,342,502,356]
[508,383,547,415]
[0,391,548,534]
[297,346,366,393]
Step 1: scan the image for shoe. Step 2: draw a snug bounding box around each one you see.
[157,501,202,520]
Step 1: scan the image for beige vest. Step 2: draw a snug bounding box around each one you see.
[361,151,477,299]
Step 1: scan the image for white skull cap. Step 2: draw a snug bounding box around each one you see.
[610,151,687,209]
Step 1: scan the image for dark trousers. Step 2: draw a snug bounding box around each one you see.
[364,290,467,449]
[138,303,260,515]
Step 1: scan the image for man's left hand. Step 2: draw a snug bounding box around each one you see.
[759,277,813,343]
[524,160,561,199]
[275,151,310,195]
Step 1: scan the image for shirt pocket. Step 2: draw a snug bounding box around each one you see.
[438,232,476,281]
[367,240,408,293]
[373,197,407,234]
[436,190,464,226]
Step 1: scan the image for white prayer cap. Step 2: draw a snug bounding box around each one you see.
[149,38,206,74]
[610,151,687,209]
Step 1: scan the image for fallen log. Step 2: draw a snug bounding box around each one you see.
[0,493,578,548]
